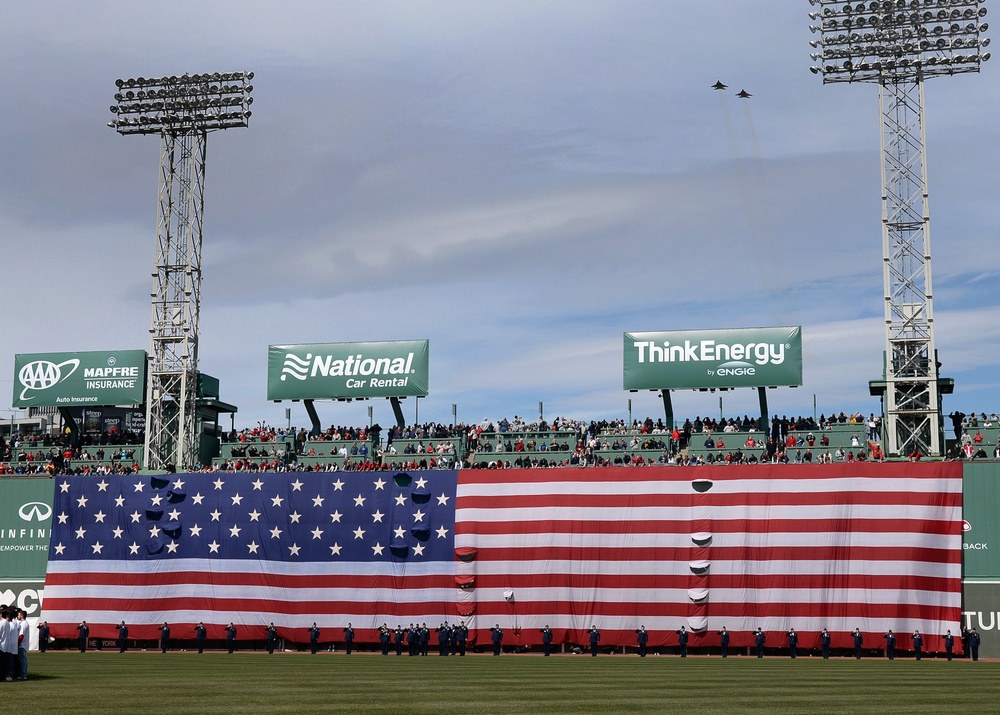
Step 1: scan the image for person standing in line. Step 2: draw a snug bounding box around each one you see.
[754,628,766,658]
[36,621,49,654]
[636,626,649,658]
[309,623,321,655]
[852,628,864,659]
[912,630,923,661]
[786,628,798,659]
[588,626,601,657]
[116,621,128,653]
[820,629,831,659]
[969,628,981,661]
[541,625,554,657]
[883,630,896,660]
[343,623,354,655]
[717,627,729,658]
[944,630,954,661]
[419,623,430,656]
[393,625,404,656]
[16,610,29,680]
[406,623,418,656]
[961,625,970,658]
[2,609,17,681]
[379,624,391,656]
[226,623,237,654]
[159,622,170,653]
[77,620,89,653]
[455,621,468,656]
[265,623,277,654]
[194,622,207,654]
[490,624,503,656]
[676,626,689,658]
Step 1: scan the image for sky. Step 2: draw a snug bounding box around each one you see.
[2,1,998,432]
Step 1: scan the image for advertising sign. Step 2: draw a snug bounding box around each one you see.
[267,340,429,400]
[13,350,147,407]
[0,479,54,637]
[963,462,1000,578]
[623,326,802,390]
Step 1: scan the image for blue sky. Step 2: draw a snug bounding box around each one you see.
[2,2,998,430]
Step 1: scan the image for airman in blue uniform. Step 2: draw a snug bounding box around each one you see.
[226,623,237,653]
[944,630,954,661]
[589,626,600,657]
[77,621,89,653]
[717,627,729,658]
[820,629,831,659]
[455,622,469,656]
[194,622,206,653]
[852,628,864,659]
[676,627,689,658]
[786,628,798,659]
[541,625,554,656]
[116,621,128,653]
[912,630,923,660]
[636,626,649,657]
[436,623,451,656]
[754,628,766,658]
[37,622,49,654]
[344,623,354,655]
[883,630,896,660]
[419,623,430,656]
[379,624,391,655]
[490,625,503,656]
[406,623,418,656]
[266,623,277,654]
[309,623,321,655]
[159,622,170,653]
[394,625,404,656]
[969,628,981,661]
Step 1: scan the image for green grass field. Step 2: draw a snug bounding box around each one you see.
[11,651,998,715]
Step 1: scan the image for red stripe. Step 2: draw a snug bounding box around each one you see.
[456,491,961,509]
[455,518,959,536]
[465,546,962,564]
[464,602,958,620]
[42,597,451,617]
[470,573,957,593]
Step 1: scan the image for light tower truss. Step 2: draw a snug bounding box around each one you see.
[110,72,253,470]
[808,0,989,457]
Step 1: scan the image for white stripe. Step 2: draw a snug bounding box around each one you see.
[454,503,958,523]
[435,586,958,606]
[43,582,457,604]
[462,559,958,579]
[37,610,456,630]
[44,558,454,578]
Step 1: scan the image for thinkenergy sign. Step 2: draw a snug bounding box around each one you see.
[267,340,429,400]
[623,327,802,390]
[13,350,147,407]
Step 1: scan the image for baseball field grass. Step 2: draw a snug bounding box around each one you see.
[10,650,997,715]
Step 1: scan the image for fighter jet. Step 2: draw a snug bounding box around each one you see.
[712,80,728,90]
[736,89,752,98]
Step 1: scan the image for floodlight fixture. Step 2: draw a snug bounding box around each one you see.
[109,71,254,135]
[808,0,989,83]
[808,3,988,458]
[109,70,253,471]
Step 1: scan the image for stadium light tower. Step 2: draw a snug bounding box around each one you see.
[109,72,253,470]
[808,1,989,457]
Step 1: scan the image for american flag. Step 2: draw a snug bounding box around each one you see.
[43,463,962,652]
[42,471,458,642]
